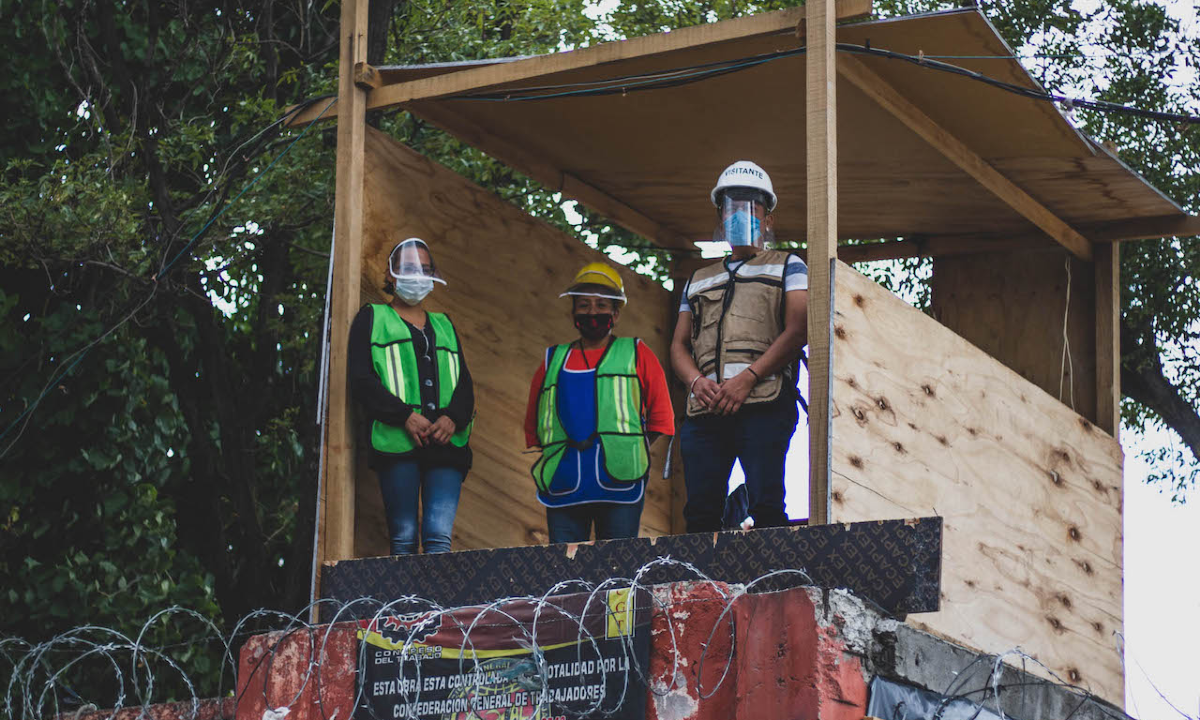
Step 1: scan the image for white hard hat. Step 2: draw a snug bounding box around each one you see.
[710,160,777,212]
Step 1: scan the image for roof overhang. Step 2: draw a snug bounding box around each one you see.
[294,3,1198,257]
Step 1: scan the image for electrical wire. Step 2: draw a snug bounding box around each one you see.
[0,97,337,455]
[443,41,1200,126]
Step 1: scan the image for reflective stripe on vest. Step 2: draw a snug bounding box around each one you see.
[531,337,650,492]
[368,306,472,454]
[685,250,791,417]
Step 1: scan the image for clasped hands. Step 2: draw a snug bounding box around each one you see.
[403,413,457,447]
[691,370,757,416]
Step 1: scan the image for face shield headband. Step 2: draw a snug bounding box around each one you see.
[388,239,446,284]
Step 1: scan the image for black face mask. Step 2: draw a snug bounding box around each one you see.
[574,313,614,341]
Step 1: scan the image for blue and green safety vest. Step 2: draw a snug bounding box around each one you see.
[532,337,650,495]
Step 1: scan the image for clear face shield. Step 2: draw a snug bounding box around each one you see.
[388,238,444,305]
[713,189,772,250]
[388,239,445,285]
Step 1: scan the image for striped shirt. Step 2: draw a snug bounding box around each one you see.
[678,255,809,313]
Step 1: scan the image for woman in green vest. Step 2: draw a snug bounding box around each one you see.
[348,238,474,555]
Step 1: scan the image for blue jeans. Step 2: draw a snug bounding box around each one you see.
[679,397,798,532]
[376,461,464,555]
[546,492,645,544]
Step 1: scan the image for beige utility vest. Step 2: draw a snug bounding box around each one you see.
[685,249,792,417]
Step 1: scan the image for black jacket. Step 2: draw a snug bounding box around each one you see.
[348,304,474,473]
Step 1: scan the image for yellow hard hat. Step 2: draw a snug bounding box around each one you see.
[560,262,627,305]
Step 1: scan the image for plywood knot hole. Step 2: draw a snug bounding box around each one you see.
[1068,668,1081,683]
[1048,471,1063,487]
[853,294,866,307]
[852,406,866,422]
[1055,449,1072,464]
[849,455,864,469]
[1091,479,1105,493]
[832,490,844,504]
[1068,526,1082,542]
[966,427,978,437]
[1046,615,1064,633]
[1078,417,1093,431]
[834,324,847,340]
[964,579,976,588]
[920,383,935,397]
[1092,621,1103,634]
[892,441,906,454]
[935,435,948,446]
[876,396,890,411]
[908,422,918,430]
[1057,593,1073,609]
[847,377,857,388]
[1076,559,1094,576]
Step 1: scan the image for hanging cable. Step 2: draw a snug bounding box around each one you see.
[0,97,337,455]
[438,41,1200,125]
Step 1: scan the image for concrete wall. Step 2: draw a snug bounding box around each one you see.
[234,583,1128,720]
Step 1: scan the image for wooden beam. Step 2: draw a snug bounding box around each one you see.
[1095,242,1120,437]
[831,213,1200,263]
[354,62,382,91]
[837,54,1094,261]
[320,0,369,581]
[406,101,695,250]
[286,0,873,125]
[806,0,838,527]
[1085,213,1200,242]
[837,235,1049,263]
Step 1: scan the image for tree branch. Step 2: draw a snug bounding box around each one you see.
[1121,319,1200,464]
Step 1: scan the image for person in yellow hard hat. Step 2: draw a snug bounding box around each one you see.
[670,161,809,533]
[523,262,675,543]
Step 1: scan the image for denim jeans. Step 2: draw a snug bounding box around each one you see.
[679,396,799,532]
[376,460,464,555]
[546,492,646,544]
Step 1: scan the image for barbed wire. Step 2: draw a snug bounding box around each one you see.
[0,558,1158,720]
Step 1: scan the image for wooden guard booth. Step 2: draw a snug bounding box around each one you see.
[301,0,1200,708]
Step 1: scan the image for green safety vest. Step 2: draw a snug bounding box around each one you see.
[369,305,472,454]
[531,337,650,492]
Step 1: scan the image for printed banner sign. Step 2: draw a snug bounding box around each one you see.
[355,588,650,720]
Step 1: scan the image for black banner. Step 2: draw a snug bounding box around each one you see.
[355,588,650,720]
[323,519,943,622]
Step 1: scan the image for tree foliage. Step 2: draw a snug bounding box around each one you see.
[0,0,1197,705]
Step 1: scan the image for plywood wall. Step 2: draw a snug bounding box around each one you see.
[353,127,679,556]
[931,250,1098,426]
[828,260,1124,705]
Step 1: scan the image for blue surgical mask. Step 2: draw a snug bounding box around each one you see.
[724,209,761,247]
[395,276,433,305]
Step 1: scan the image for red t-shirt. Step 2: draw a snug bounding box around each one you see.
[524,339,675,448]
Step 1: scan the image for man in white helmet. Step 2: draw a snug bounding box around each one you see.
[669,161,809,532]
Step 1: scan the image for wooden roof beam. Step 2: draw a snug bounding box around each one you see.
[407,101,695,250]
[829,213,1200,263]
[837,54,1095,261]
[286,0,873,125]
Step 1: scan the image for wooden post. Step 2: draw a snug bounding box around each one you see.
[1095,242,1120,437]
[319,0,370,583]
[806,0,838,526]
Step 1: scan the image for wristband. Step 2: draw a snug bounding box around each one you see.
[746,367,761,381]
[688,374,703,394]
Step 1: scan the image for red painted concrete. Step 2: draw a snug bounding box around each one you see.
[233,584,868,720]
[58,698,235,720]
[733,588,821,720]
[814,621,869,720]
[235,624,358,720]
[646,582,738,720]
